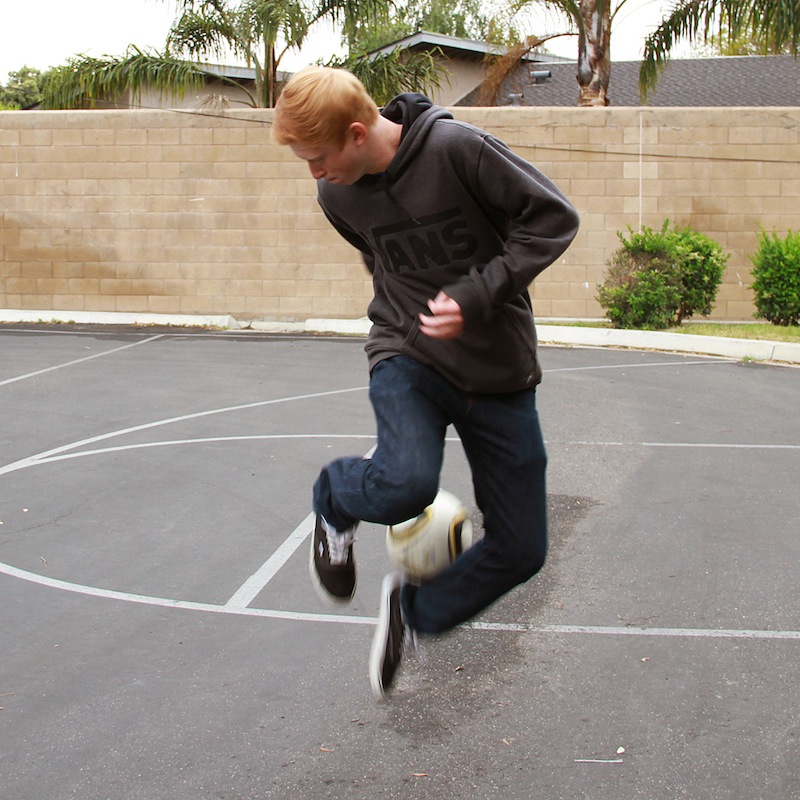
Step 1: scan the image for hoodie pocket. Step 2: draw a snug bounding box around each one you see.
[400,303,539,393]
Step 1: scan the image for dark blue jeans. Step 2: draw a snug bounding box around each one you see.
[313,355,548,634]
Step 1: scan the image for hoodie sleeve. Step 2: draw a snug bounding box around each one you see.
[441,133,580,326]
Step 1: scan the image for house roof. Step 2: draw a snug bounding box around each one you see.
[372,33,800,107]
[367,30,570,64]
[195,62,258,81]
[508,54,800,107]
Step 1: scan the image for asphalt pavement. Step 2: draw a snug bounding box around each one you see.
[1,322,798,800]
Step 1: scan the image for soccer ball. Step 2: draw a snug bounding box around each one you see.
[385,489,473,580]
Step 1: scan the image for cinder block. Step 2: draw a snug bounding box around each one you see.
[8,108,797,323]
[51,295,85,311]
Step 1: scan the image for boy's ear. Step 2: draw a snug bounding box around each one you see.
[349,121,368,146]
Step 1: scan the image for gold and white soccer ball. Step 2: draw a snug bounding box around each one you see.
[385,489,473,580]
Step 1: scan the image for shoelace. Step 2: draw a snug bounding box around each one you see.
[326,529,355,565]
[403,626,419,659]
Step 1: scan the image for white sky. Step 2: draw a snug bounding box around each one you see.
[1,0,683,84]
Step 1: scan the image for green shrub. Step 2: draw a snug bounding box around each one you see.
[750,229,800,326]
[597,250,682,330]
[671,227,728,320]
[597,221,728,329]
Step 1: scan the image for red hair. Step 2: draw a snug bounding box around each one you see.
[273,66,379,149]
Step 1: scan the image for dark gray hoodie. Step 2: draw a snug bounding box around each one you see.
[317,93,580,394]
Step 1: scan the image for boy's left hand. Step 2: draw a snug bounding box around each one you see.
[419,292,464,340]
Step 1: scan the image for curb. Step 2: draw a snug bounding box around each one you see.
[1,310,798,365]
[536,325,800,365]
[0,309,243,330]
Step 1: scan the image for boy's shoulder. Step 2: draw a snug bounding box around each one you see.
[426,116,494,153]
[434,116,489,137]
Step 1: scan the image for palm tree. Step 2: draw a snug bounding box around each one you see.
[492,0,799,106]
[329,0,486,104]
[43,0,305,109]
[41,0,442,109]
[574,0,613,106]
[482,0,628,106]
[337,49,446,105]
[639,0,800,100]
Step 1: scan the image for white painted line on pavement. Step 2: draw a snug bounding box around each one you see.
[225,512,316,610]
[561,440,800,450]
[0,560,373,625]
[547,358,733,373]
[2,560,798,641]
[23,434,379,466]
[644,441,800,450]
[0,334,165,387]
[224,444,377,609]
[468,621,800,640]
[0,386,369,477]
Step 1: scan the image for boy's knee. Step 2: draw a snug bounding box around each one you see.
[382,480,438,525]
[515,549,546,580]
[497,538,546,582]
[366,466,438,525]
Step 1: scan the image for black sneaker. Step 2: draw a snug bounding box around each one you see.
[309,514,356,604]
[369,572,414,700]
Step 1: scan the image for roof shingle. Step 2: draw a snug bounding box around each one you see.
[504,55,800,107]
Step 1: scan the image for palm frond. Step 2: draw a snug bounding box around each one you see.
[639,0,720,101]
[523,0,582,29]
[640,0,800,101]
[172,0,232,13]
[752,0,800,53]
[167,8,239,60]
[334,48,446,105]
[40,47,212,109]
[476,35,543,106]
[313,0,388,47]
[239,0,311,50]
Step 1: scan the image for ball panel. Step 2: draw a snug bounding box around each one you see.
[448,517,470,560]
[386,508,434,542]
[385,489,473,580]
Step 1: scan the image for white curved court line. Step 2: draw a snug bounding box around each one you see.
[1,430,381,614]
[0,387,372,617]
[2,560,798,640]
[21,434,379,467]
[4,431,796,616]
[2,348,797,644]
[9,434,797,474]
[0,560,372,624]
[225,444,376,610]
[0,385,368,478]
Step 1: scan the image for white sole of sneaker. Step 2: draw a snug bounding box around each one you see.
[368,572,403,700]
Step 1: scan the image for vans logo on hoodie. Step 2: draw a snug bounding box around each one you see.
[372,208,478,273]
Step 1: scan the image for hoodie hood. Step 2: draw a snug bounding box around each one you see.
[380,93,453,181]
[382,92,434,131]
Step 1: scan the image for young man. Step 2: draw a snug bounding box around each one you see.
[273,66,579,700]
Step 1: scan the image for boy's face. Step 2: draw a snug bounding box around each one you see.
[290,126,368,186]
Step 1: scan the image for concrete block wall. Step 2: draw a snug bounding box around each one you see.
[2,106,799,322]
